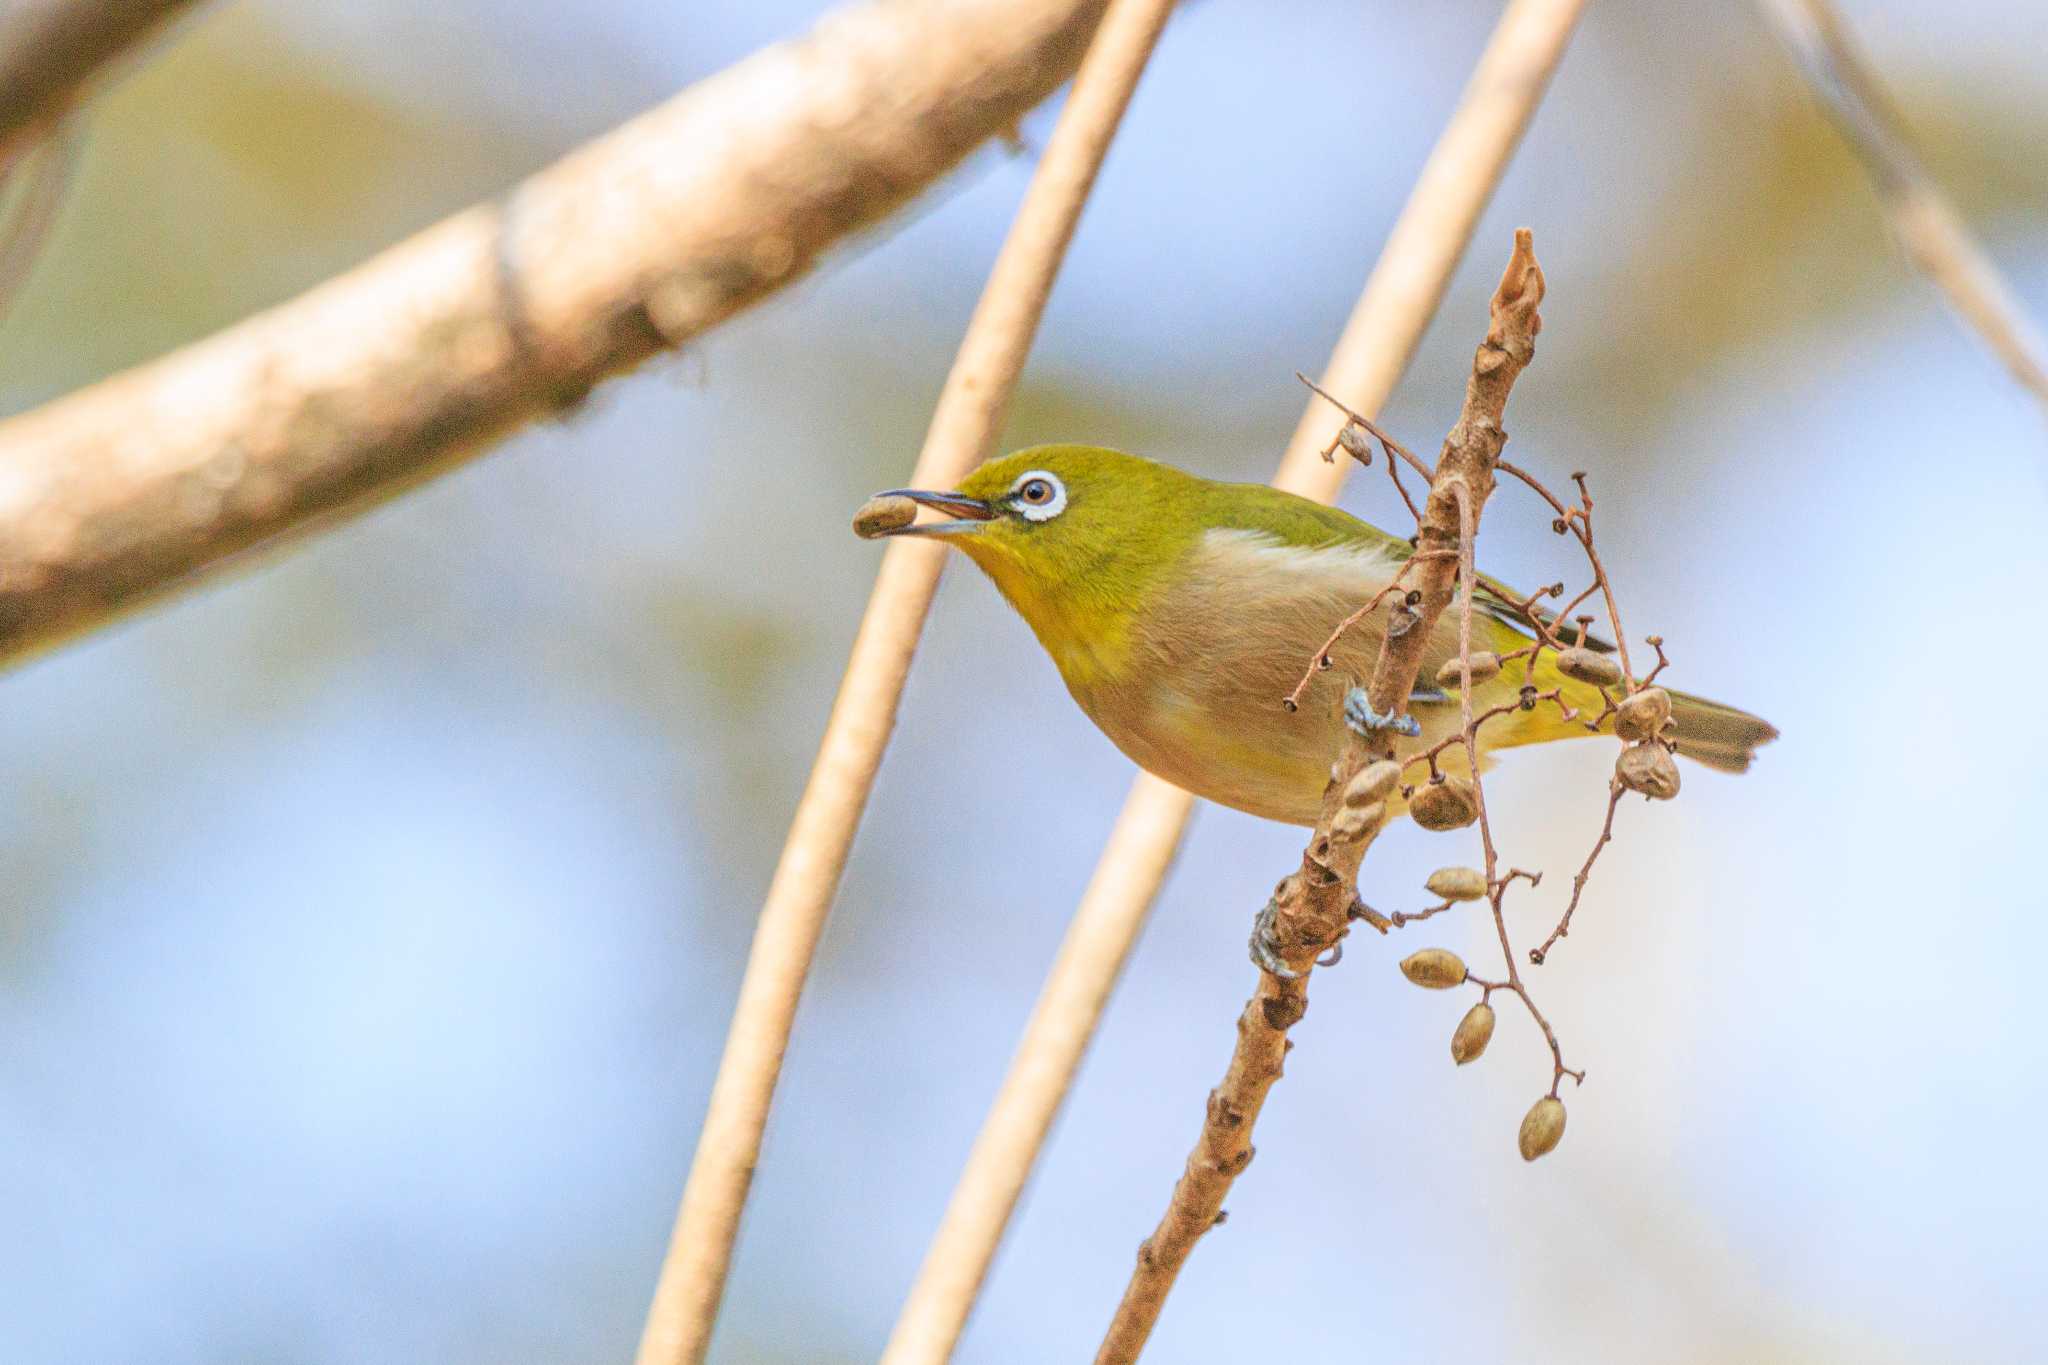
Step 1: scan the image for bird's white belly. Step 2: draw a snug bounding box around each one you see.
[1069,529,1463,825]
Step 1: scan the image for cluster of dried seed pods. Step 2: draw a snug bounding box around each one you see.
[1391,868,1578,1160]
[1300,408,1686,1164]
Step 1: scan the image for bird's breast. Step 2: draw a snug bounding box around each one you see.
[1068,529,1446,825]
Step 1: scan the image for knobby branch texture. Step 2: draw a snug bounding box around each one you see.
[634,3,1163,1364]
[1756,0,2048,412]
[0,0,1112,668]
[886,6,1590,1356]
[1094,233,1547,1365]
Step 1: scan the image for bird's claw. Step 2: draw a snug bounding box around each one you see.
[1344,687,1421,738]
[1249,899,1348,978]
[1248,900,1305,979]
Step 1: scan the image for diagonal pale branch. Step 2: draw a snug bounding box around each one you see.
[880,4,1588,1359]
[632,3,1175,1364]
[0,0,200,166]
[0,117,82,322]
[1096,231,1546,1365]
[0,0,1115,668]
[1756,0,2048,412]
[879,771,1190,1365]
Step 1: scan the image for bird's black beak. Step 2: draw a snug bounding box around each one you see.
[870,488,998,536]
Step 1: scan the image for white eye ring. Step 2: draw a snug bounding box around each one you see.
[1009,470,1067,522]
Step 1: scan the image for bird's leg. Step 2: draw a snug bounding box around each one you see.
[1248,896,1353,977]
[1343,685,1421,739]
[1248,897,1314,979]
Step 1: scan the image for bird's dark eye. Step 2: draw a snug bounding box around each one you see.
[1008,470,1067,521]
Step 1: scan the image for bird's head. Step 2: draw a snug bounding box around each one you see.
[868,444,1202,680]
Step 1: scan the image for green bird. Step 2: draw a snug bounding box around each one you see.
[863,445,1774,825]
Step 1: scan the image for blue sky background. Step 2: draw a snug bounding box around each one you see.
[2,1,2044,1360]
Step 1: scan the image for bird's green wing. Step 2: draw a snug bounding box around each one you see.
[1196,480,1415,555]
[1201,480,1615,652]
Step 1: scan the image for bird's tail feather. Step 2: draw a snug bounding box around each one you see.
[1665,688,1778,774]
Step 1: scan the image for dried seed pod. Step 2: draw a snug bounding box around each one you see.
[1557,647,1624,688]
[1425,866,1488,902]
[1434,651,1502,690]
[1330,800,1385,845]
[1613,686,1672,742]
[1615,741,1681,800]
[1451,1002,1495,1064]
[1343,760,1403,810]
[852,494,917,539]
[1399,948,1467,989]
[1518,1096,1567,1161]
[1409,775,1478,831]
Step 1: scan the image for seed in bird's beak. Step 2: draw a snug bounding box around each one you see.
[1558,647,1624,688]
[1399,948,1467,989]
[1615,741,1681,799]
[1613,686,1672,742]
[1435,651,1502,690]
[1451,1002,1496,1064]
[1409,775,1478,831]
[1425,866,1488,902]
[853,495,918,539]
[1518,1096,1567,1161]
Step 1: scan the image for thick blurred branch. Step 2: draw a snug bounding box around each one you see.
[1756,0,2048,412]
[882,2,1587,1358]
[0,0,198,166]
[0,0,1114,667]
[1095,233,1545,1365]
[633,3,1168,1364]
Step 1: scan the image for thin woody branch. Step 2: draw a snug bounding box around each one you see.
[885,9,1591,1356]
[636,3,1153,1363]
[1756,0,2048,413]
[1094,232,1546,1365]
[0,0,1113,668]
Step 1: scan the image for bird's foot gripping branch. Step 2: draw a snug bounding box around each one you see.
[1095,230,1736,1363]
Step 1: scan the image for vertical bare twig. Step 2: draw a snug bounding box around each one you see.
[1756,0,2048,412]
[1095,232,1547,1365]
[0,0,198,166]
[634,4,1167,1363]
[882,3,1589,1358]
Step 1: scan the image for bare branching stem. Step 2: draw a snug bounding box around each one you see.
[1094,233,1547,1365]
[1448,480,1581,1096]
[633,5,1162,1363]
[1756,0,2048,414]
[1530,780,1625,964]
[0,0,1115,668]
